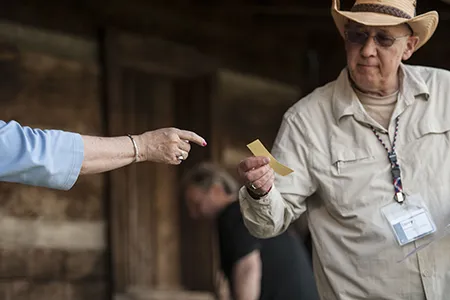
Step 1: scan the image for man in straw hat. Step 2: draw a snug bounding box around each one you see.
[237,0,450,299]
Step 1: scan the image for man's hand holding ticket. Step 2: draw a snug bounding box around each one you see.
[237,139,294,198]
[246,139,294,176]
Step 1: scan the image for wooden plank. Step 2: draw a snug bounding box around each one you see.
[128,287,214,300]
[111,33,218,78]
[104,30,218,295]
[104,30,129,293]
[150,78,181,289]
[134,72,156,288]
[175,75,216,292]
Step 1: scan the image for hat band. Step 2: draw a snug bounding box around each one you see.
[351,4,413,19]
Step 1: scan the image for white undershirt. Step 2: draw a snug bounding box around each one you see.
[354,88,399,130]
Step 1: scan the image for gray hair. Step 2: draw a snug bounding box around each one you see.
[181,162,239,196]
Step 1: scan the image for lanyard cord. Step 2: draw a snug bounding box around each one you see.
[370,116,404,203]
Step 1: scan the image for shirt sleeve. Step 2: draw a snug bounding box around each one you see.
[239,111,318,238]
[0,120,84,190]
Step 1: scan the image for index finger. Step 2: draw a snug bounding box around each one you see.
[177,129,207,146]
[239,156,270,172]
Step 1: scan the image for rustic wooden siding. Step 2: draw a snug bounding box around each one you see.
[0,21,107,300]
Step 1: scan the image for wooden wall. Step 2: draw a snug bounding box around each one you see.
[104,31,217,299]
[0,21,107,300]
[0,1,448,300]
[214,70,301,175]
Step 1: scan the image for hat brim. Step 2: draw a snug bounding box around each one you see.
[331,8,439,51]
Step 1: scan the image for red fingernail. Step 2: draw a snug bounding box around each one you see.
[203,141,207,146]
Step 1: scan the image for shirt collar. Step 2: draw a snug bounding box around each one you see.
[332,63,430,123]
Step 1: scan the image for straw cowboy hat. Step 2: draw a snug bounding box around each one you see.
[331,0,439,51]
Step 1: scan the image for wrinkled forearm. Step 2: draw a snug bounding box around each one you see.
[80,135,139,175]
[238,185,294,238]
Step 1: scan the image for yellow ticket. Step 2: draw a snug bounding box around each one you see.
[246,139,294,176]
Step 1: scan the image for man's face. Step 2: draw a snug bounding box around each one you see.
[184,185,218,219]
[345,22,418,93]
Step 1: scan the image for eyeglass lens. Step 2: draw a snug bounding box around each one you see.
[346,30,396,48]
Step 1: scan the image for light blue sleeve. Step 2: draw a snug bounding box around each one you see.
[0,120,84,190]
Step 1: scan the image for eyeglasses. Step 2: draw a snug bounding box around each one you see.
[344,30,410,48]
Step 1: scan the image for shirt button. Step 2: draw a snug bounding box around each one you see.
[422,270,431,277]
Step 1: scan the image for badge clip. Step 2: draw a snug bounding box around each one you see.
[395,192,405,203]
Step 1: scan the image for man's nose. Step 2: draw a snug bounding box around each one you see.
[360,35,377,57]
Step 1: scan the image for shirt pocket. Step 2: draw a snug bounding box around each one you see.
[403,119,450,196]
[331,147,376,174]
[415,119,450,140]
[326,143,389,214]
[401,120,450,231]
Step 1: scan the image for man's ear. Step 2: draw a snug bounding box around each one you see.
[402,36,419,60]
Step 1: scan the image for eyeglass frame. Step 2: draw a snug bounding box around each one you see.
[344,28,411,48]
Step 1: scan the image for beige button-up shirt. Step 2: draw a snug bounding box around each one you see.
[239,64,450,300]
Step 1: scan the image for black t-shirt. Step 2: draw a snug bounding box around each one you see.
[217,201,319,300]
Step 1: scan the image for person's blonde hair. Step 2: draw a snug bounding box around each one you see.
[181,162,238,195]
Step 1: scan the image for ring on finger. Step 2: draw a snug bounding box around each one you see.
[250,183,257,190]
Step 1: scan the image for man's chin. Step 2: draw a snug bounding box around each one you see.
[353,75,378,90]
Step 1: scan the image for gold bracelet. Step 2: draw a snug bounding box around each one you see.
[127,134,139,163]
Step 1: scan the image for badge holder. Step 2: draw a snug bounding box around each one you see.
[398,223,450,263]
[381,194,436,246]
[373,118,437,249]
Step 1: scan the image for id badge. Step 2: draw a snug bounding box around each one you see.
[381,194,436,246]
